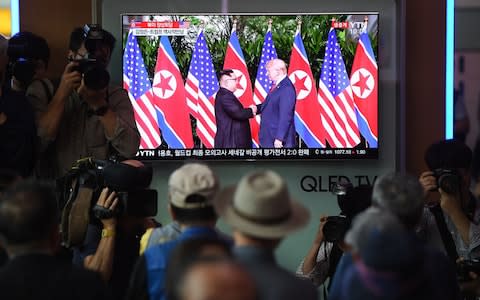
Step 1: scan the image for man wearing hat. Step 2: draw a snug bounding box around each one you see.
[126,163,228,300]
[215,170,318,300]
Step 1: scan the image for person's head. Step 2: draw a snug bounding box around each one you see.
[0,179,59,255]
[218,69,238,92]
[168,163,219,226]
[68,25,116,68]
[345,206,422,273]
[6,31,50,87]
[166,237,233,300]
[215,169,309,247]
[266,58,287,82]
[178,259,256,300]
[371,172,424,230]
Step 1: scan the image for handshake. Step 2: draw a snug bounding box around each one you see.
[249,105,258,115]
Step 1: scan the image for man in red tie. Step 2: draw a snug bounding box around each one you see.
[256,59,297,148]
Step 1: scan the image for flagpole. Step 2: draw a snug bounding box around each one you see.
[268,18,272,32]
[296,19,302,148]
[364,16,369,149]
[232,18,237,33]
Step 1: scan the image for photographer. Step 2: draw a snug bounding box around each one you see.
[296,184,371,289]
[418,139,480,260]
[328,172,461,300]
[72,159,156,300]
[0,34,36,177]
[28,25,140,178]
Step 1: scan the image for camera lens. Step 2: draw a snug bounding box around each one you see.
[84,66,110,90]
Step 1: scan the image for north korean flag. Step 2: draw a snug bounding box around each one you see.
[223,30,256,147]
[288,30,326,148]
[153,36,194,148]
[350,32,378,148]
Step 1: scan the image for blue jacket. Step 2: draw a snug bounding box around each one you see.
[144,227,226,300]
[257,76,297,148]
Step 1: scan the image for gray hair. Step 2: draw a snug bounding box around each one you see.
[371,172,424,230]
[345,206,404,253]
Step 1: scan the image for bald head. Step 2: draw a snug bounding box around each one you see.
[180,260,256,300]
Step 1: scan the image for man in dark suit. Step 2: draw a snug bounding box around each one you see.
[257,59,297,148]
[0,179,109,300]
[214,69,256,148]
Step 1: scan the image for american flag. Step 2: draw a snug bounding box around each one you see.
[184,30,219,148]
[317,28,360,148]
[252,28,277,147]
[123,30,161,149]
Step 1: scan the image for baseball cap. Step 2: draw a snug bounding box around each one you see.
[168,163,219,209]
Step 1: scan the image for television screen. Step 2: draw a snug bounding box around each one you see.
[121,13,378,160]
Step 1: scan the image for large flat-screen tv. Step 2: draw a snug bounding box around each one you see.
[121,13,378,160]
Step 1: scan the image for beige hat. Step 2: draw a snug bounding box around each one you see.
[169,163,219,209]
[215,170,310,239]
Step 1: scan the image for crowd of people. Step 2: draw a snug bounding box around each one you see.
[2,25,480,300]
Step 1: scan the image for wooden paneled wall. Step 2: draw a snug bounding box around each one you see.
[19,0,92,78]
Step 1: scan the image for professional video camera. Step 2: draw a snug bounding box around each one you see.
[457,259,480,282]
[69,24,110,90]
[322,182,372,243]
[58,157,157,248]
[432,168,460,194]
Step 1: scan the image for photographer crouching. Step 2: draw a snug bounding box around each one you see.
[60,158,158,300]
[27,24,139,179]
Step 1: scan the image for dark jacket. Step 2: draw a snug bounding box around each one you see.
[257,76,297,148]
[0,253,109,300]
[214,87,254,148]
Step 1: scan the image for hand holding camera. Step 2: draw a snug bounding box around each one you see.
[57,61,82,98]
[94,187,118,229]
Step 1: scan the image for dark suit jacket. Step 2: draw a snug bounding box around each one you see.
[0,253,109,300]
[214,87,254,148]
[257,76,297,148]
[233,246,318,300]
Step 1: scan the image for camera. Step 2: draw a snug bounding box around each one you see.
[70,24,110,90]
[322,182,372,243]
[58,158,157,247]
[323,215,350,243]
[457,259,480,282]
[432,168,460,194]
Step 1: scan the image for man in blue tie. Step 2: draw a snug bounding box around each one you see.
[257,59,297,148]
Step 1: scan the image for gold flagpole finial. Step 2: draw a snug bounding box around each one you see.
[232,18,237,32]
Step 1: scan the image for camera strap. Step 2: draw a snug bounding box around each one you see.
[428,205,459,262]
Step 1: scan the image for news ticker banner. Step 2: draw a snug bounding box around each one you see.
[129,21,190,36]
[135,148,378,160]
